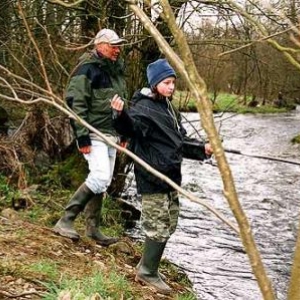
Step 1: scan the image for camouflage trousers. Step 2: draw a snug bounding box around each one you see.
[141,191,180,243]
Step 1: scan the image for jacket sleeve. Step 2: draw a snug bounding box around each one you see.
[113,105,153,139]
[178,114,208,161]
[112,109,135,137]
[66,72,92,148]
[182,136,208,161]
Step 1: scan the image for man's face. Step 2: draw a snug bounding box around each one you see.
[96,43,121,61]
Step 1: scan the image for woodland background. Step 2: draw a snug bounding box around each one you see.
[0,0,299,187]
[0,1,300,299]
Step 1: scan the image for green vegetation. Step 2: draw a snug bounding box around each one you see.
[0,174,197,299]
[291,135,300,144]
[0,174,12,198]
[42,270,132,299]
[27,260,59,281]
[40,150,87,189]
[40,270,196,299]
[173,91,290,114]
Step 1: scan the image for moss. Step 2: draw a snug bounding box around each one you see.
[291,135,300,144]
[40,151,88,189]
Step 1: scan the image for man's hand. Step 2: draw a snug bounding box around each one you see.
[205,143,213,156]
[120,141,128,148]
[79,145,91,154]
[111,94,124,112]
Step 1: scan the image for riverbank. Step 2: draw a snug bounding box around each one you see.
[0,101,299,299]
[0,181,196,299]
[173,91,294,114]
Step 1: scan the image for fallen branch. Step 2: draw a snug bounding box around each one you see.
[0,290,45,298]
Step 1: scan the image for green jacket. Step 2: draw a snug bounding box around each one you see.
[66,50,127,147]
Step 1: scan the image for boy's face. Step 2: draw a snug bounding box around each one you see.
[156,77,176,97]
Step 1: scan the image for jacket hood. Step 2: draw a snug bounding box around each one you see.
[131,87,170,106]
[131,88,153,105]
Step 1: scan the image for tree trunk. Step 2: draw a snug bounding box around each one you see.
[288,215,300,299]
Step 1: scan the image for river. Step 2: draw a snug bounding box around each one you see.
[127,108,300,299]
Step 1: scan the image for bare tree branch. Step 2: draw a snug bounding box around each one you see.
[17,1,53,94]
[219,26,298,57]
[126,1,276,299]
[46,0,85,8]
[0,64,238,233]
[226,0,300,71]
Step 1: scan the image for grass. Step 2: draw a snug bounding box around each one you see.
[176,295,198,300]
[211,93,240,112]
[0,174,13,200]
[0,171,197,299]
[173,91,290,114]
[42,270,133,299]
[41,270,197,300]
[27,260,59,281]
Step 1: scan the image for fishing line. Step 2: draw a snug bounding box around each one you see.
[181,112,240,125]
[114,95,300,167]
[180,113,206,141]
[180,111,300,167]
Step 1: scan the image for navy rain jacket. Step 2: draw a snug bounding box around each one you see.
[113,88,207,194]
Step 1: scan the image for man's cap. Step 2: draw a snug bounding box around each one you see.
[94,28,127,45]
[146,59,177,88]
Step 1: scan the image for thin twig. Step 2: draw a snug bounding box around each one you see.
[0,74,238,233]
[219,26,296,57]
[0,290,45,298]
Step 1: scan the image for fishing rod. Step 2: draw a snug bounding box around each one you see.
[224,148,300,166]
[181,113,239,125]
[118,97,300,167]
[184,139,300,166]
[180,116,300,167]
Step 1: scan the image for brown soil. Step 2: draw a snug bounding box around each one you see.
[0,209,193,300]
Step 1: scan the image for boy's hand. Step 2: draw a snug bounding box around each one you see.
[205,143,213,156]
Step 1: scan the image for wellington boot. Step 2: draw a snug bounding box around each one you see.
[53,183,94,240]
[85,194,119,246]
[135,238,172,295]
[53,206,82,240]
[136,260,166,280]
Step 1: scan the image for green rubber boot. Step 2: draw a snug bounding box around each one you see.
[136,260,166,280]
[53,183,94,240]
[135,238,172,295]
[84,193,119,246]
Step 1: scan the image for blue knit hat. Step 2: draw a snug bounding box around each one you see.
[146,59,176,88]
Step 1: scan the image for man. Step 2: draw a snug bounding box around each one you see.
[54,28,128,246]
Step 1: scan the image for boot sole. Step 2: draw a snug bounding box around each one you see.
[87,234,119,247]
[53,228,80,241]
[135,275,172,295]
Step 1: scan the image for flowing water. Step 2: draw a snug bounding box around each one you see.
[127,108,300,300]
